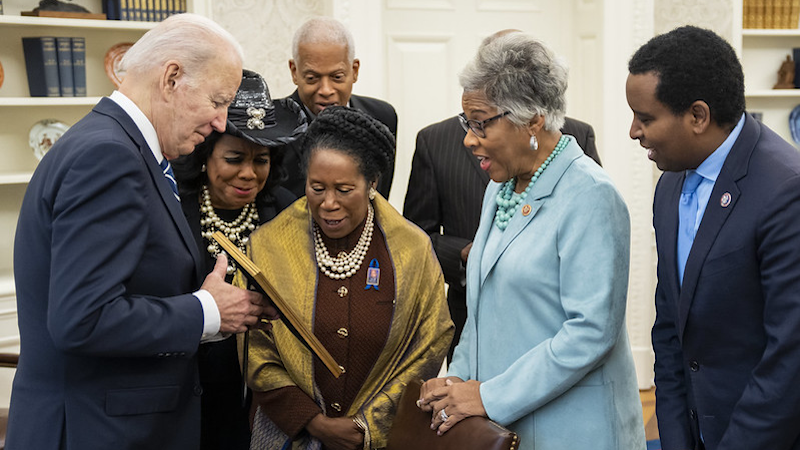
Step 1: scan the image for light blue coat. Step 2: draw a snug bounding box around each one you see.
[448,136,646,449]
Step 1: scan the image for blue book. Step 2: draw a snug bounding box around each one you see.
[793,48,800,88]
[55,37,74,97]
[71,37,87,97]
[22,37,60,97]
[102,0,120,20]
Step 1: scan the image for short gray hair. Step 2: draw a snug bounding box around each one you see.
[292,17,355,64]
[460,33,568,132]
[121,13,244,85]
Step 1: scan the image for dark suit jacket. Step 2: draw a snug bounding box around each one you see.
[180,187,296,450]
[402,115,600,357]
[280,90,398,197]
[8,98,206,450]
[652,114,800,450]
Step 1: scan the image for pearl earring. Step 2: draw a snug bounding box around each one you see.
[369,187,376,200]
[201,164,207,172]
[529,134,539,151]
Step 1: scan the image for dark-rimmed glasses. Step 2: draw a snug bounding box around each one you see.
[458,111,510,138]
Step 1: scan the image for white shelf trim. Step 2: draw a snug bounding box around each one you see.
[742,28,800,37]
[0,173,33,185]
[0,15,157,30]
[0,97,103,107]
[746,89,800,98]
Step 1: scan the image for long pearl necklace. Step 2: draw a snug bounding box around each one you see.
[200,184,259,274]
[494,135,568,230]
[314,203,374,280]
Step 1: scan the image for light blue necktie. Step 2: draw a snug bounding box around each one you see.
[677,170,703,285]
[159,158,180,202]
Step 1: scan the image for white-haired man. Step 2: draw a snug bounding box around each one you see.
[281,16,398,197]
[7,13,271,450]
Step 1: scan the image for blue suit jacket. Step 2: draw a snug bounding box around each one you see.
[8,98,207,449]
[652,114,800,450]
[448,137,645,449]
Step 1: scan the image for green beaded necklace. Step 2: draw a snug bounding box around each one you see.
[494,135,569,230]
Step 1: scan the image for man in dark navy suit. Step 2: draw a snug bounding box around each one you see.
[280,16,398,198]
[627,26,800,450]
[7,14,270,450]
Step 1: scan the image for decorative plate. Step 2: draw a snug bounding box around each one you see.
[104,42,134,88]
[29,119,70,161]
[790,105,800,145]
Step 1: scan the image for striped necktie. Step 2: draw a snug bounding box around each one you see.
[159,158,180,202]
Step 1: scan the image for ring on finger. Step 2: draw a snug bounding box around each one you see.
[439,408,448,422]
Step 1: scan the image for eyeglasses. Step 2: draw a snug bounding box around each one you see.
[458,111,510,138]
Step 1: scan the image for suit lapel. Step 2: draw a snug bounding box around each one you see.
[147,153,205,284]
[656,174,683,317]
[677,115,759,336]
[94,98,204,284]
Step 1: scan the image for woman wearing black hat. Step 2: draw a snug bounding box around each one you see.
[172,69,307,450]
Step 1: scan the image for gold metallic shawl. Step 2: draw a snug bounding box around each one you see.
[238,195,453,449]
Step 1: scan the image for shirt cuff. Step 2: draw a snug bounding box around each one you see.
[194,289,222,341]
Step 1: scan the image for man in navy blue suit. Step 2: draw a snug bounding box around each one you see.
[7,14,270,450]
[627,26,800,450]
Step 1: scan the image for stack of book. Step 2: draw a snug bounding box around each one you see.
[744,0,800,28]
[22,37,87,97]
[103,0,187,22]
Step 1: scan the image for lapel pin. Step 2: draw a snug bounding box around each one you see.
[365,258,380,290]
[720,192,731,208]
[522,204,532,216]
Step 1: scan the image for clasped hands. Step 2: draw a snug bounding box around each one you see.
[202,253,279,334]
[417,376,486,435]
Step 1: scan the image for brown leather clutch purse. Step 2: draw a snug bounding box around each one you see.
[387,379,520,450]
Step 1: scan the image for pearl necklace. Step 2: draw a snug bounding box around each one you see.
[494,135,568,230]
[314,203,375,280]
[200,184,259,274]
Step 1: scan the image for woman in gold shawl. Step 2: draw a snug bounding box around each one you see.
[242,106,453,450]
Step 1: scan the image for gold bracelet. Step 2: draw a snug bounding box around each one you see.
[352,416,367,433]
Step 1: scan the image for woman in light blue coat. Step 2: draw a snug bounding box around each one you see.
[418,32,646,449]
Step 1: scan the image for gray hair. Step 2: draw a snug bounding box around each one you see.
[121,13,244,85]
[460,33,568,132]
[292,17,355,64]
